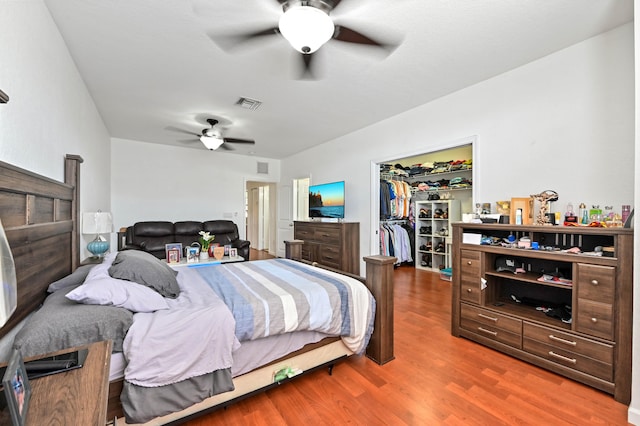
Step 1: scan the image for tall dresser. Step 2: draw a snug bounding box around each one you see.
[450,223,633,404]
[293,221,360,275]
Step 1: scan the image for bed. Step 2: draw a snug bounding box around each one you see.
[0,155,395,425]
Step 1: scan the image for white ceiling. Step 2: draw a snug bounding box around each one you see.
[43,0,633,159]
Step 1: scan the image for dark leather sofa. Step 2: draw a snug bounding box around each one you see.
[120,220,250,260]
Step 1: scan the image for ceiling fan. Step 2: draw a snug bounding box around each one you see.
[211,0,398,78]
[169,119,255,151]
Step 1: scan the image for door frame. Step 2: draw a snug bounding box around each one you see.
[369,135,478,255]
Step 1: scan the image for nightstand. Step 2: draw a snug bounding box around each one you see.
[25,340,112,425]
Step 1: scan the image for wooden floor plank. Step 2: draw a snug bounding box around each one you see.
[184,260,631,425]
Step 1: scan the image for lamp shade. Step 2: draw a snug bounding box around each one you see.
[200,136,224,150]
[278,5,335,54]
[82,211,113,235]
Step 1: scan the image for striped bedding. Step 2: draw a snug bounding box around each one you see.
[191,258,376,355]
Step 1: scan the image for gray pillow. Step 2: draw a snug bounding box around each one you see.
[109,250,180,298]
[13,285,133,358]
[46,264,96,293]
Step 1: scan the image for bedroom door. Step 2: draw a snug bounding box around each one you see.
[276,177,308,258]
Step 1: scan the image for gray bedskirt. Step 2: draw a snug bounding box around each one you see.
[121,368,234,424]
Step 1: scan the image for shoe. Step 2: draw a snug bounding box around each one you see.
[435,242,445,252]
[437,228,448,236]
[426,241,433,251]
[433,208,444,218]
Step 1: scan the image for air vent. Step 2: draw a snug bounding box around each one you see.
[257,162,269,174]
[236,97,262,111]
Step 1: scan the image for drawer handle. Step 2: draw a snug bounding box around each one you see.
[467,261,472,265]
[548,335,577,346]
[548,351,577,364]
[478,327,498,336]
[591,279,599,286]
[466,288,472,293]
[478,313,498,322]
[591,317,598,323]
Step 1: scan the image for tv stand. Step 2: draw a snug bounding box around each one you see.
[451,223,633,404]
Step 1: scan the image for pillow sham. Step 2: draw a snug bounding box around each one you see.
[13,285,133,358]
[66,258,170,313]
[46,264,96,293]
[108,250,180,298]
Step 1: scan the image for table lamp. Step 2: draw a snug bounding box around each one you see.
[82,211,113,258]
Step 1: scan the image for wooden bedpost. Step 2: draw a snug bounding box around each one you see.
[363,255,396,365]
[65,154,83,271]
[284,239,304,261]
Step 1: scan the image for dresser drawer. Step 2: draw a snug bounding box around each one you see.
[294,225,314,241]
[460,249,481,278]
[319,245,341,269]
[576,264,615,304]
[460,250,482,304]
[461,304,522,348]
[313,226,341,245]
[576,299,614,340]
[523,322,613,381]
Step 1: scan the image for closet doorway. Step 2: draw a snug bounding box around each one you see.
[373,136,477,268]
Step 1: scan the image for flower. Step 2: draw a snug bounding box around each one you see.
[198,231,215,250]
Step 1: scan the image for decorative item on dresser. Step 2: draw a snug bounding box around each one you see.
[293,221,360,275]
[450,222,633,404]
[82,210,113,259]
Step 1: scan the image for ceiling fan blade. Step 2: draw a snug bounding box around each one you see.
[223,138,255,144]
[219,143,234,151]
[332,25,386,47]
[166,126,200,137]
[209,27,280,52]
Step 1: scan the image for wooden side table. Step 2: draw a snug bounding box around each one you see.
[25,340,112,425]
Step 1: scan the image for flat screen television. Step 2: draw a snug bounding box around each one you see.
[309,181,345,219]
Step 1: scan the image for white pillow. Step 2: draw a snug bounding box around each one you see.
[66,253,169,313]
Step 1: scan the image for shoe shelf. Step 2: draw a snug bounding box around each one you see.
[415,199,461,272]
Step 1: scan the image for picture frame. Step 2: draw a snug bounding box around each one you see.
[2,349,31,426]
[229,248,238,258]
[510,197,533,225]
[186,246,199,263]
[224,244,232,256]
[167,248,180,264]
[165,243,182,262]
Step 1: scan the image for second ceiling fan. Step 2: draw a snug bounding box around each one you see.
[197,119,255,151]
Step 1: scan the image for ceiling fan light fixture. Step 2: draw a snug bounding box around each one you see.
[278,5,335,54]
[200,135,224,150]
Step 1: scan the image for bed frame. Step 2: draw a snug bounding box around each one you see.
[0,156,395,425]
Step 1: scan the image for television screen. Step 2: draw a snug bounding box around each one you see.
[309,181,345,219]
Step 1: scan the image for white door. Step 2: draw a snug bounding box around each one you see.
[276,177,309,258]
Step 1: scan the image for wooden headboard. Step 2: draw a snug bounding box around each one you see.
[0,155,82,339]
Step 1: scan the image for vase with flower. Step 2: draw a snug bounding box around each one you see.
[198,231,215,260]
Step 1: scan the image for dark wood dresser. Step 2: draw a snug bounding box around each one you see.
[293,221,360,275]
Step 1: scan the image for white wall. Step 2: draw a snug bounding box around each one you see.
[111,138,280,240]
[629,2,640,424]
[0,0,111,260]
[281,22,634,267]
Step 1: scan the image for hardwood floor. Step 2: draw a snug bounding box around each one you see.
[184,262,631,425]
